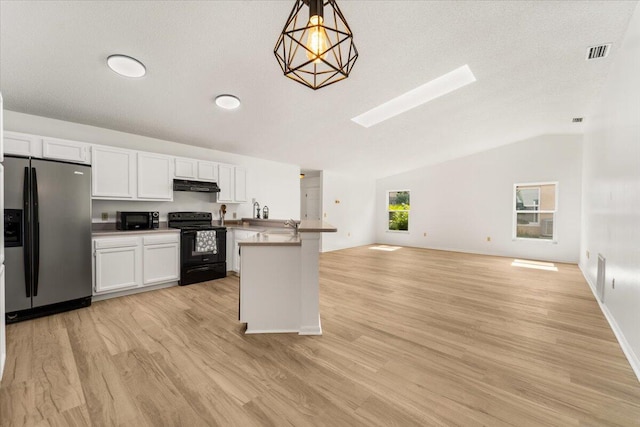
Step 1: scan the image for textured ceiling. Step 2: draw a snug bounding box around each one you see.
[0,1,637,178]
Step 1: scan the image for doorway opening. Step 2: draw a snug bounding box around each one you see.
[300,169,322,221]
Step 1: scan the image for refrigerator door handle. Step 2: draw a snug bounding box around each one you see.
[32,167,40,296]
[23,166,31,298]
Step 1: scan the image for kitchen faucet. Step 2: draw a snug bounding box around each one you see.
[253,201,261,219]
[284,219,299,234]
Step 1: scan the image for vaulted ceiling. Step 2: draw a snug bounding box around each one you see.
[1,1,637,178]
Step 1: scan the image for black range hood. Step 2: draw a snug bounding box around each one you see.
[173,179,221,193]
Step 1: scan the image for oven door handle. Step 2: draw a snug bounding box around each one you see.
[187,265,215,273]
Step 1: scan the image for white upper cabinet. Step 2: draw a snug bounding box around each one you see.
[4,132,90,165]
[234,166,247,202]
[137,152,173,200]
[217,163,234,202]
[197,161,218,182]
[218,164,247,203]
[42,137,90,164]
[3,131,42,158]
[93,147,175,201]
[174,157,197,179]
[175,157,218,182]
[91,146,136,199]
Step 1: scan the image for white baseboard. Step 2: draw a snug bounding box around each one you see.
[0,353,5,381]
[245,328,299,334]
[92,281,178,302]
[299,326,322,335]
[579,263,640,382]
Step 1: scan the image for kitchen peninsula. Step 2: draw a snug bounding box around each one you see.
[238,220,337,335]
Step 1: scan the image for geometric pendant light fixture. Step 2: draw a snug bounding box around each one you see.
[274,0,358,90]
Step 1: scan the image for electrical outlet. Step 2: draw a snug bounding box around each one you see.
[324,212,327,218]
[423,232,427,237]
[486,236,491,242]
[347,232,351,237]
[335,200,340,204]
[232,212,237,219]
[586,250,590,259]
[612,278,615,289]
[101,212,108,221]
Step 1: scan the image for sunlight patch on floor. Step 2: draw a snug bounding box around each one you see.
[369,245,402,252]
[511,259,558,271]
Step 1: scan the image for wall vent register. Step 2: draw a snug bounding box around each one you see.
[586,44,611,60]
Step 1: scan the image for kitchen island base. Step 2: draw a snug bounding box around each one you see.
[238,221,336,335]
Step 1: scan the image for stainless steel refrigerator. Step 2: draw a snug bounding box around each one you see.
[4,156,92,323]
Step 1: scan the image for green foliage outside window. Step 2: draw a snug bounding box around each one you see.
[388,191,410,231]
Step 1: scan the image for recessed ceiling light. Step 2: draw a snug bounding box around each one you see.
[107,54,146,78]
[351,65,477,128]
[215,94,241,110]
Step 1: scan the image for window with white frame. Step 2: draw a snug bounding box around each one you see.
[514,183,557,240]
[388,190,410,231]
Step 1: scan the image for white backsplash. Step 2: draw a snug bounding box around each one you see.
[92,191,240,223]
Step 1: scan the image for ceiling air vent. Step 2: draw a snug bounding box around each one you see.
[572,117,584,123]
[586,44,611,60]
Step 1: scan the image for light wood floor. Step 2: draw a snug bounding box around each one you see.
[1,246,639,426]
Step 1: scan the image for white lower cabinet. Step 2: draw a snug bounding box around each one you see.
[94,237,141,293]
[93,233,180,296]
[232,229,259,273]
[142,235,180,285]
[226,230,234,272]
[1,265,6,380]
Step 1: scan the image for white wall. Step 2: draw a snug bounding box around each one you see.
[580,3,640,379]
[376,134,583,263]
[93,192,227,223]
[3,111,300,222]
[321,170,376,252]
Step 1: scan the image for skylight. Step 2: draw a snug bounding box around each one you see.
[351,65,477,128]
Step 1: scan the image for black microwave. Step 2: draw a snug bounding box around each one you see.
[116,211,160,230]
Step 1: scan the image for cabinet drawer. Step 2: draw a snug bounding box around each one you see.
[143,234,180,245]
[94,237,140,250]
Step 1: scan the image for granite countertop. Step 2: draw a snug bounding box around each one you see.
[228,218,337,233]
[237,220,336,247]
[298,220,337,233]
[92,224,180,237]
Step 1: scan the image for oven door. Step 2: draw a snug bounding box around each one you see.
[181,263,226,286]
[181,229,226,265]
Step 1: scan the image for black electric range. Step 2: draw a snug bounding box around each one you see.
[168,212,227,285]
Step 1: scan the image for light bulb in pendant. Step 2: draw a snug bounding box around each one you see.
[306,15,328,63]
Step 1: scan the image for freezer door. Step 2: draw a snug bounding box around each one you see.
[30,159,92,307]
[3,157,31,312]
